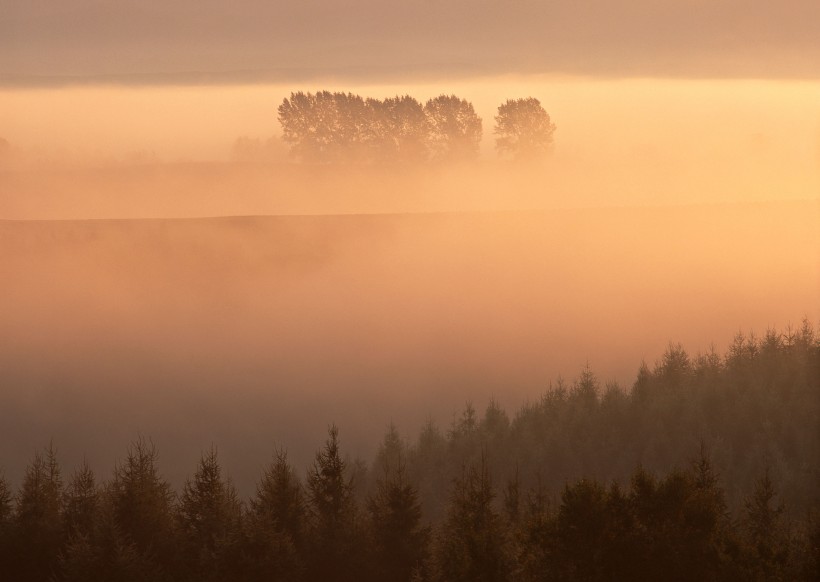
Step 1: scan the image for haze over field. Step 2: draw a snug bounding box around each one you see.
[1,201,818,491]
[1,4,820,579]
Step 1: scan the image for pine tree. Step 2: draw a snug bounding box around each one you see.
[107,437,176,578]
[11,444,65,581]
[368,453,430,581]
[744,469,789,579]
[177,446,242,581]
[63,460,99,539]
[305,425,362,582]
[435,458,510,582]
[0,472,13,575]
[243,449,306,581]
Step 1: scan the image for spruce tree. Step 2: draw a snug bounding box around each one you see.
[305,425,362,582]
[107,437,176,578]
[435,458,510,582]
[177,446,242,581]
[244,449,306,581]
[368,453,429,581]
[11,444,65,582]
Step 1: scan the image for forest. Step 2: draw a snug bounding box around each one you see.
[1,322,818,581]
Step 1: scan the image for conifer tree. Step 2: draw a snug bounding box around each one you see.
[305,425,362,582]
[107,437,176,578]
[244,449,306,581]
[63,459,99,539]
[177,446,242,582]
[435,458,510,582]
[11,444,65,581]
[743,469,789,579]
[0,472,13,575]
[368,451,429,581]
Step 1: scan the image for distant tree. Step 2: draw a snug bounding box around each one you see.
[552,478,610,580]
[366,95,429,163]
[494,98,556,160]
[278,91,368,162]
[10,444,65,582]
[368,449,430,581]
[177,446,242,582]
[305,425,362,582]
[0,472,14,575]
[107,438,176,578]
[435,458,510,581]
[63,460,99,539]
[743,469,789,579]
[423,95,483,162]
[244,449,306,581]
[0,472,11,525]
[230,136,284,163]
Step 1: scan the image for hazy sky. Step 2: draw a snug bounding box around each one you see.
[2,1,819,84]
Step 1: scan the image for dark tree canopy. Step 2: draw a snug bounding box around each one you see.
[423,94,483,162]
[277,91,483,164]
[494,97,556,160]
[277,91,368,163]
[0,322,817,581]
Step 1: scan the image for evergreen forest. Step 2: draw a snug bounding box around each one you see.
[1,322,818,581]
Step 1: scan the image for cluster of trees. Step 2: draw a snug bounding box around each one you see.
[277,92,556,163]
[1,321,818,581]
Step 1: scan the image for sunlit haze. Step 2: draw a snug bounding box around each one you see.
[1,3,819,579]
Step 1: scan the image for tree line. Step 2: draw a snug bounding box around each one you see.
[277,92,556,163]
[1,321,818,581]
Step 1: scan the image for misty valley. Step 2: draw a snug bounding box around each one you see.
[1,32,819,579]
[0,322,817,580]
[0,199,818,580]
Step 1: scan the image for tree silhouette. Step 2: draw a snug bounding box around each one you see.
[423,95,483,162]
[244,449,306,581]
[366,95,429,163]
[107,437,176,578]
[10,444,64,582]
[494,98,556,160]
[368,447,429,581]
[435,457,510,581]
[743,469,789,579]
[305,425,362,581]
[63,460,99,539]
[177,446,242,582]
[278,91,368,162]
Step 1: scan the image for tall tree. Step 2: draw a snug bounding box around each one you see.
[305,425,362,582]
[107,437,176,578]
[278,91,368,162]
[244,449,306,581]
[368,450,430,581]
[423,95,483,162]
[63,460,99,539]
[177,446,242,582]
[743,469,789,579]
[366,95,429,163]
[435,458,510,581]
[10,444,65,582]
[494,98,556,160]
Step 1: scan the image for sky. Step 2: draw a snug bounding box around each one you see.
[2,0,820,84]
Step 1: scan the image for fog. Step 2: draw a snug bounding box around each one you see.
[2,204,818,492]
[1,78,818,218]
[1,78,819,493]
